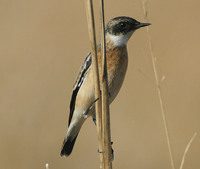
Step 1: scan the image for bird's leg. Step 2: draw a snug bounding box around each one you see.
[97,141,114,161]
[111,141,114,161]
[92,116,96,125]
[91,91,114,160]
[94,116,114,161]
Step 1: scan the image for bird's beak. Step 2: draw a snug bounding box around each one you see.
[135,22,151,29]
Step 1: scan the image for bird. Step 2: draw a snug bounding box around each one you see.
[60,16,151,157]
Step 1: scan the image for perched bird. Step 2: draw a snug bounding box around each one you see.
[60,16,150,157]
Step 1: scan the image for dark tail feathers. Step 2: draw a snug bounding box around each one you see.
[60,135,78,156]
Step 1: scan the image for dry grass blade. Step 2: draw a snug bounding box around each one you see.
[141,1,175,169]
[179,133,197,169]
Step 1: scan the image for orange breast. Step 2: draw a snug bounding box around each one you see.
[97,44,128,103]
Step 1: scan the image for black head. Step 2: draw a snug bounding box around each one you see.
[106,16,151,36]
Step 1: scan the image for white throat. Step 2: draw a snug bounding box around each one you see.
[108,31,133,47]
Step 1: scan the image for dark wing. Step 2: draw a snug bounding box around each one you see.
[68,52,92,126]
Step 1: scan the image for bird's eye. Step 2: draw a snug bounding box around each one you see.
[120,22,126,28]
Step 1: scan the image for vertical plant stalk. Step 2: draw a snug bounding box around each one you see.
[99,0,112,169]
[141,1,175,169]
[85,0,103,168]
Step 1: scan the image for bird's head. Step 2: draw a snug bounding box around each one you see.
[106,16,151,46]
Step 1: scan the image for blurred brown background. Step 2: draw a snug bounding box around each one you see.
[0,0,200,169]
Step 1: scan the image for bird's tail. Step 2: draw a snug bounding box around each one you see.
[60,135,78,156]
[60,119,84,156]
